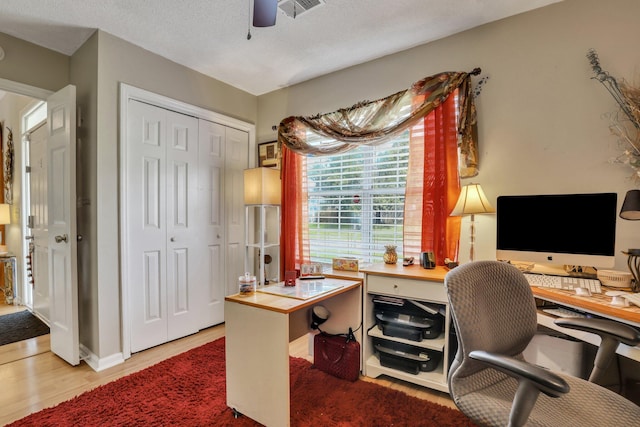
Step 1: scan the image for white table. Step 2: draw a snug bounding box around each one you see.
[225,277,362,426]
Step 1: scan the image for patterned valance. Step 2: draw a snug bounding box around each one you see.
[277,69,481,177]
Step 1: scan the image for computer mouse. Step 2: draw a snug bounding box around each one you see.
[606,291,631,307]
[575,287,591,297]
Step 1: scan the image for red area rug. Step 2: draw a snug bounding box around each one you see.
[9,337,475,426]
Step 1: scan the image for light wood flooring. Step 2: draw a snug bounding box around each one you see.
[0,302,455,426]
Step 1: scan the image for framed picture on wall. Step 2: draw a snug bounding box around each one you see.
[258,141,281,169]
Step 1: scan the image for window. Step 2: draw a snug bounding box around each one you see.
[305,131,409,265]
[24,101,47,130]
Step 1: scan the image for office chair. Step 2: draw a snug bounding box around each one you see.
[444,260,640,427]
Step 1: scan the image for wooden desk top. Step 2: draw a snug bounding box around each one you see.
[532,286,640,326]
[360,263,448,282]
[225,278,361,314]
[360,263,640,326]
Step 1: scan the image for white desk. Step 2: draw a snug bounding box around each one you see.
[532,286,640,362]
[225,277,362,426]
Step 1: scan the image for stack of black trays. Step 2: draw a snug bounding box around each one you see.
[373,296,443,341]
[373,337,442,374]
[372,296,444,375]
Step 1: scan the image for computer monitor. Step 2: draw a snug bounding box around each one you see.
[496,192,617,271]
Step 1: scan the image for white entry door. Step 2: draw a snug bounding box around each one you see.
[47,85,79,366]
[127,100,200,353]
[28,122,50,323]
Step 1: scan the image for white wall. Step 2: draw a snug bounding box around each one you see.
[257,0,640,272]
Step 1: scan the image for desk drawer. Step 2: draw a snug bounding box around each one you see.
[367,274,446,303]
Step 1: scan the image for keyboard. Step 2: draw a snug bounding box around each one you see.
[542,307,587,318]
[620,293,640,308]
[523,273,602,294]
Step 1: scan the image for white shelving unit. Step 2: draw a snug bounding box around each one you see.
[245,204,280,286]
[361,265,451,393]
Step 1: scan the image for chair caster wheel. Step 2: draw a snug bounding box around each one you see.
[232,408,242,419]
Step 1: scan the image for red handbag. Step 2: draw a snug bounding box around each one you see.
[313,333,360,382]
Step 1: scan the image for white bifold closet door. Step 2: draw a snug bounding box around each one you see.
[127,100,202,353]
[198,119,249,316]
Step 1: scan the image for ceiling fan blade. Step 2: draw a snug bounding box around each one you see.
[253,0,278,27]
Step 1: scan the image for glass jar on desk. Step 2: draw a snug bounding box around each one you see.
[238,273,256,295]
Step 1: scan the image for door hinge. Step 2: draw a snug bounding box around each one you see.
[27,215,35,229]
[25,165,31,173]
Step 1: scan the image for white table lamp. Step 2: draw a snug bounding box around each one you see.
[244,167,281,205]
[450,183,494,262]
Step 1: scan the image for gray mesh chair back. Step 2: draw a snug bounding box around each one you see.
[444,260,640,427]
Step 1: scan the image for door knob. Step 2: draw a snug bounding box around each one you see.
[170,237,175,242]
[55,234,68,243]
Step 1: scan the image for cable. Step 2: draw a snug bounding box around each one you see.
[246,0,252,40]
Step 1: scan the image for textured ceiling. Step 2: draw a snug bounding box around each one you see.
[0,0,561,95]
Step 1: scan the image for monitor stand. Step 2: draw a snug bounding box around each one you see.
[529,263,569,276]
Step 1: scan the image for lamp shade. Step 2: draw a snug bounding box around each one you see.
[620,189,640,220]
[0,204,10,225]
[253,0,277,27]
[244,167,281,205]
[450,183,495,216]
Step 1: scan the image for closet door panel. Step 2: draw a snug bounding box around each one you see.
[198,120,225,327]
[225,127,249,296]
[128,100,168,352]
[143,251,162,320]
[166,113,200,341]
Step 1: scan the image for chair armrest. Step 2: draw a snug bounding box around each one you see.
[469,350,570,397]
[554,317,640,346]
[470,350,570,427]
[554,317,640,383]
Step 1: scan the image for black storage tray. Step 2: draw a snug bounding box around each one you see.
[373,296,443,341]
[373,296,441,318]
[377,319,425,341]
[373,337,441,374]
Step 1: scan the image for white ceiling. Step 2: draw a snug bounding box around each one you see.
[0,0,561,96]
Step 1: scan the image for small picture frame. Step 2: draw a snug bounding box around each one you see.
[300,262,323,277]
[258,141,280,169]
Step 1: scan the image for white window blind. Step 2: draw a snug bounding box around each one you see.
[304,131,409,265]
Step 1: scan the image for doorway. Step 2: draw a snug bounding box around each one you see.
[0,91,50,362]
[22,105,49,322]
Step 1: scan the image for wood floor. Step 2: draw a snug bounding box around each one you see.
[0,303,455,426]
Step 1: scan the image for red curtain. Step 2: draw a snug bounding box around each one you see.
[403,93,461,264]
[280,145,309,276]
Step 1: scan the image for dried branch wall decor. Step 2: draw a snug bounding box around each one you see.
[4,126,13,204]
[588,49,640,182]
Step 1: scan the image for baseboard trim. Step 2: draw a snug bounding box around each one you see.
[80,344,125,372]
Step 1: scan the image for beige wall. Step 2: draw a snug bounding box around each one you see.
[0,32,69,92]
[69,31,100,354]
[257,0,640,271]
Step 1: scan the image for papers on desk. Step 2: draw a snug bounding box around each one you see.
[257,281,343,300]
